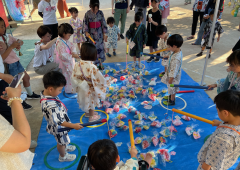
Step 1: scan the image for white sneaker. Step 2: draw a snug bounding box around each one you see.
[59,153,76,162]
[30,140,37,149]
[132,62,137,68]
[65,145,76,152]
[138,62,142,68]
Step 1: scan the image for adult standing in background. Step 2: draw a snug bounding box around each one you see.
[112,0,130,39]
[28,0,41,19]
[130,0,149,26]
[57,0,71,18]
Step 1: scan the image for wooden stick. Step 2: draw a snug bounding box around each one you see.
[149,48,167,55]
[88,35,96,44]
[128,119,135,148]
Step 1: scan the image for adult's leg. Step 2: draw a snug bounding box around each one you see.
[120,9,127,34]
[34,62,60,75]
[194,20,207,45]
[191,11,199,36]
[63,0,71,17]
[57,0,64,18]
[114,8,121,29]
[0,80,12,124]
[142,7,147,26]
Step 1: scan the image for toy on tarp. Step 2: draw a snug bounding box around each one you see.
[119,125,129,131]
[143,122,151,130]
[113,104,120,112]
[160,126,177,138]
[157,145,176,165]
[151,120,162,128]
[141,101,152,106]
[134,120,144,125]
[102,101,112,108]
[134,112,147,120]
[193,129,203,139]
[162,88,167,93]
[182,115,191,121]
[149,77,157,86]
[148,112,158,121]
[185,124,198,136]
[128,106,137,113]
[105,108,113,114]
[142,136,151,149]
[117,113,127,120]
[144,104,152,109]
[116,120,125,127]
[172,115,183,126]
[108,125,118,138]
[134,126,143,133]
[159,136,167,144]
[135,137,142,144]
[149,94,157,101]
[152,131,160,147]
[172,108,214,125]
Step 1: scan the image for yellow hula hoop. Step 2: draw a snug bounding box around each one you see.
[127,63,146,70]
[80,110,109,128]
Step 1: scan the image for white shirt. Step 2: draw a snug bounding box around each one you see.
[33,41,55,68]
[0,55,4,81]
[0,115,34,170]
[38,0,58,25]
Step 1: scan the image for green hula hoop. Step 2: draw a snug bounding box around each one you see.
[44,143,81,170]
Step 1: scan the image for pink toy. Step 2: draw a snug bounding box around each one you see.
[182,115,191,121]
[148,94,157,101]
[120,125,129,131]
[193,129,202,139]
[108,129,117,138]
[158,149,171,162]
[115,101,122,106]
[117,113,127,120]
[105,108,113,114]
[128,106,137,113]
[112,78,118,83]
[104,74,109,78]
[129,90,135,95]
[116,120,125,127]
[151,121,162,128]
[172,118,183,126]
[131,79,138,84]
[102,101,112,108]
[152,136,159,147]
[142,139,151,149]
[134,137,142,144]
[113,104,120,112]
[142,89,147,95]
[159,136,167,143]
[134,126,142,133]
[168,125,177,132]
[120,76,125,81]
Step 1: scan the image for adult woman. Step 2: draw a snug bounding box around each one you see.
[57,0,71,18]
[187,0,209,40]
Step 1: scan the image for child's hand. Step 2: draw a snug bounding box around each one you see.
[143,44,146,48]
[78,27,82,30]
[129,147,138,158]
[10,41,20,49]
[149,18,152,23]
[2,85,22,100]
[207,84,217,90]
[168,78,174,84]
[212,120,222,126]
[112,9,115,14]
[86,32,90,38]
[72,123,83,130]
[126,38,129,43]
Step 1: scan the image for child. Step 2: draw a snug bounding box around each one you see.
[83,0,108,70]
[146,0,162,63]
[208,50,240,93]
[105,17,120,57]
[161,34,183,105]
[71,43,111,122]
[15,0,27,18]
[198,90,240,170]
[159,0,170,25]
[154,25,171,77]
[87,139,153,170]
[126,9,148,68]
[38,0,58,40]
[41,71,83,162]
[69,7,85,54]
[0,17,40,108]
[196,10,224,58]
[33,25,61,75]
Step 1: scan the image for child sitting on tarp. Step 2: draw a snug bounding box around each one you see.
[207,50,240,93]
[87,139,153,170]
[198,90,240,170]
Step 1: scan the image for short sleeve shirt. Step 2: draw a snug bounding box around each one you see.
[107,25,120,42]
[38,0,58,25]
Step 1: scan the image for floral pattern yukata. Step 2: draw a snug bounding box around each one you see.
[55,38,77,93]
[158,33,171,67]
[114,158,139,170]
[71,59,111,112]
[161,51,183,94]
[82,10,108,65]
[69,17,85,43]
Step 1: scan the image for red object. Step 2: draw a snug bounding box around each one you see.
[0,0,9,27]
[120,76,125,81]
[101,119,107,123]
[176,90,195,93]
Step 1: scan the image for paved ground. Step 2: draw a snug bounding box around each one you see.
[12,0,240,152]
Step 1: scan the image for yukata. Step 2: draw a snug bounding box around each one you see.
[55,38,77,93]
[202,20,224,47]
[158,33,171,67]
[216,71,240,94]
[82,10,108,65]
[69,17,85,43]
[40,92,71,145]
[114,158,139,170]
[126,23,148,58]
[198,123,240,170]
[15,0,26,11]
[71,59,111,113]
[159,0,170,24]
[106,25,120,49]
[161,51,183,94]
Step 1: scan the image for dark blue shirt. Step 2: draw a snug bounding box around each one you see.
[115,0,128,9]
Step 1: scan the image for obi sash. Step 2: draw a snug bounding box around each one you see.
[89,21,101,29]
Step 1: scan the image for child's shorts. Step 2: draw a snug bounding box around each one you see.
[130,49,142,58]
[8,61,25,76]
[54,133,70,145]
[106,41,118,49]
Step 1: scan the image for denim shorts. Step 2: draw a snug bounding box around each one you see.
[8,61,25,76]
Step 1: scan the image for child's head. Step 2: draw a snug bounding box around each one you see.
[43,71,66,97]
[209,10,220,21]
[107,17,115,28]
[167,34,183,51]
[155,25,167,39]
[0,17,6,36]
[214,90,240,122]
[87,139,120,170]
[69,7,78,18]
[151,0,160,8]
[37,25,52,42]
[226,50,240,73]
[58,23,74,40]
[80,42,97,61]
[90,0,99,14]
[135,9,143,26]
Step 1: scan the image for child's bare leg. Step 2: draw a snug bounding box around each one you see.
[77,43,81,52]
[113,49,116,52]
[106,48,109,53]
[145,153,153,166]
[164,66,167,72]
[171,94,176,101]
[133,56,136,62]
[89,109,94,117]
[57,144,66,157]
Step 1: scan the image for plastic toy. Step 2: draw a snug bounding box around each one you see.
[149,94,157,101]
[117,113,127,120]
[129,94,135,99]
[109,87,114,93]
[151,121,162,128]
[108,129,117,138]
[182,115,191,121]
[185,126,195,136]
[134,120,143,125]
[159,136,167,144]
[116,120,125,127]
[134,126,142,133]
[172,118,183,126]
[149,77,157,86]
[134,137,142,144]
[152,132,159,147]
[144,70,149,75]
[113,104,120,112]
[148,112,157,121]
[150,157,158,168]
[119,125,129,131]
[105,108,113,114]
[142,89,148,95]
[143,122,151,130]
[142,136,151,149]
[144,105,152,109]
[128,106,137,113]
[119,93,125,99]
[141,101,151,106]
[120,76,125,81]
[162,88,167,93]
[193,129,202,139]
[102,101,112,108]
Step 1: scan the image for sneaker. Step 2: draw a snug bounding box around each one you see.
[163,99,175,106]
[132,62,137,68]
[159,72,165,77]
[66,145,76,152]
[30,140,37,149]
[138,62,142,68]
[22,101,33,110]
[59,153,76,162]
[196,51,203,57]
[27,92,40,99]
[147,57,154,63]
[163,95,171,100]
[155,58,160,62]
[106,53,111,57]
[120,34,125,39]
[113,51,116,56]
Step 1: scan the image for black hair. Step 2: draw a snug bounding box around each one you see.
[167,34,183,48]
[37,25,52,38]
[81,42,97,61]
[209,10,220,17]
[135,8,143,22]
[90,0,99,10]
[151,0,160,2]
[87,139,118,170]
[58,23,74,38]
[226,50,240,66]
[0,17,6,35]
[155,25,167,36]
[214,90,240,117]
[107,17,115,24]
[43,71,66,89]
[68,7,78,13]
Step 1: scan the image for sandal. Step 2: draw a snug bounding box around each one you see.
[65,145,76,152]
[85,112,98,118]
[184,2,188,5]
[187,36,194,40]
[89,115,101,122]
